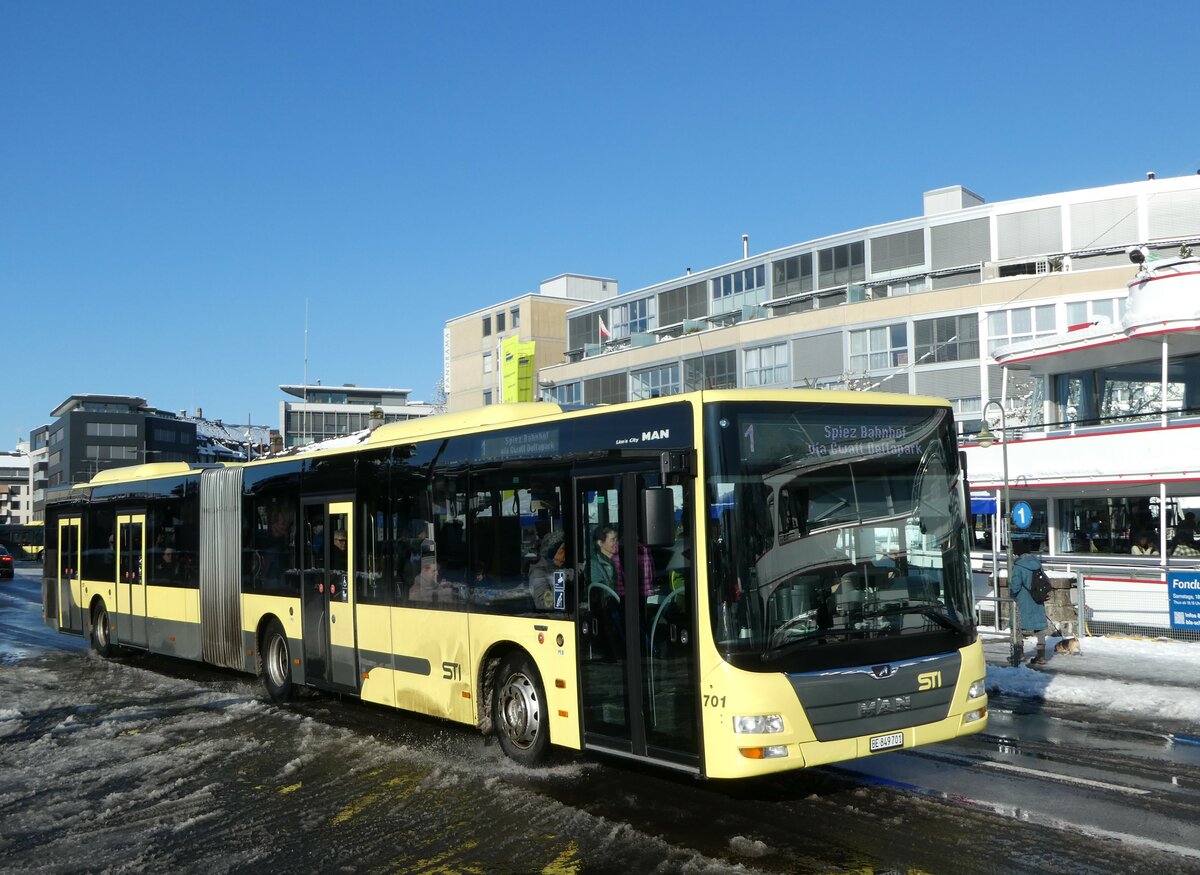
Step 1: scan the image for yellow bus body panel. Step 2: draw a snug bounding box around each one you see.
[80,579,116,614]
[390,608,473,723]
[145,585,195,623]
[356,603,395,707]
[241,593,304,643]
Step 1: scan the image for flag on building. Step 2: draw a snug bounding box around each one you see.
[598,316,610,341]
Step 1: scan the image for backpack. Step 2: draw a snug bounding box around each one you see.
[1029,566,1053,604]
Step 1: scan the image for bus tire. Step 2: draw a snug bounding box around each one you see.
[91,602,114,658]
[261,619,294,703]
[493,652,549,766]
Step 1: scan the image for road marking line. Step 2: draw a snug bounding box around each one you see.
[981,760,1150,795]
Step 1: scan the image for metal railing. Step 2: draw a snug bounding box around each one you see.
[974,556,1200,651]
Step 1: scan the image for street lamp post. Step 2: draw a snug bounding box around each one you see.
[976,400,1020,666]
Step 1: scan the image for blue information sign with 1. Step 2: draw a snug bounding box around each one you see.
[1011,501,1033,530]
[1168,572,1200,631]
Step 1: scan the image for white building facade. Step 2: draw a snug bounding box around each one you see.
[279,384,436,448]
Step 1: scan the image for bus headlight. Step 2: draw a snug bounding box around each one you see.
[968,679,987,700]
[733,714,784,734]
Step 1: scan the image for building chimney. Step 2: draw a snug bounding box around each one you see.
[742,234,749,259]
[368,405,385,432]
[196,407,203,419]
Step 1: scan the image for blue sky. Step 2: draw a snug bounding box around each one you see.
[3,1,1198,446]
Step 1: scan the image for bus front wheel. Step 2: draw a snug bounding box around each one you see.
[261,619,294,702]
[493,652,549,766]
[91,602,114,658]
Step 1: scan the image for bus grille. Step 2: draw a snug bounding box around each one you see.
[787,651,961,742]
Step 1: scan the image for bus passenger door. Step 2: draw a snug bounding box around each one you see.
[117,514,147,648]
[57,518,82,632]
[301,500,358,691]
[576,469,698,768]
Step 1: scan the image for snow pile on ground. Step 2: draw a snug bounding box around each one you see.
[986,635,1200,731]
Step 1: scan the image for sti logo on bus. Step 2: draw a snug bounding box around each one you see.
[918,670,943,691]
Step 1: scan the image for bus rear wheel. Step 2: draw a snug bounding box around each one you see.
[91,602,114,658]
[493,652,549,766]
[261,619,293,702]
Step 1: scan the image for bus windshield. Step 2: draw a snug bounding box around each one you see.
[704,401,973,668]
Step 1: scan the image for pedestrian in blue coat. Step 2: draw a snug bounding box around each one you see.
[1010,542,1048,665]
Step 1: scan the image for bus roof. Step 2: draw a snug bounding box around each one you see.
[88,462,199,485]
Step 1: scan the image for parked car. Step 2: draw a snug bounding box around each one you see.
[0,545,13,580]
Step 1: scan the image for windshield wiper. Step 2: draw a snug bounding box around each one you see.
[867,603,968,635]
[761,626,868,662]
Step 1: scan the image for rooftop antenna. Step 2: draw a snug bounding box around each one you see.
[303,298,309,445]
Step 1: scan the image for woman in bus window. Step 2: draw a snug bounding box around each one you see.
[529,530,570,610]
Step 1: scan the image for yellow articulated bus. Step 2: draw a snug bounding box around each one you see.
[42,389,987,778]
[0,522,45,561]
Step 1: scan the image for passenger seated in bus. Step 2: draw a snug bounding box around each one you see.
[409,553,453,603]
[529,530,570,610]
[1170,536,1200,557]
[159,547,181,583]
[257,505,296,588]
[1130,532,1158,555]
[330,529,349,571]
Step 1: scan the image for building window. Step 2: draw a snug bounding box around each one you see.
[510,307,520,329]
[583,374,628,406]
[712,265,767,315]
[872,276,927,297]
[849,324,908,372]
[611,297,655,339]
[483,352,493,374]
[771,253,814,299]
[85,445,138,461]
[914,315,979,364]
[1066,297,1125,329]
[568,312,607,349]
[551,382,581,405]
[744,343,789,387]
[483,390,493,406]
[869,229,925,275]
[482,315,492,337]
[631,364,680,400]
[683,351,737,391]
[987,305,1056,354]
[658,281,708,326]
[952,397,982,418]
[496,311,506,333]
[817,241,865,290]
